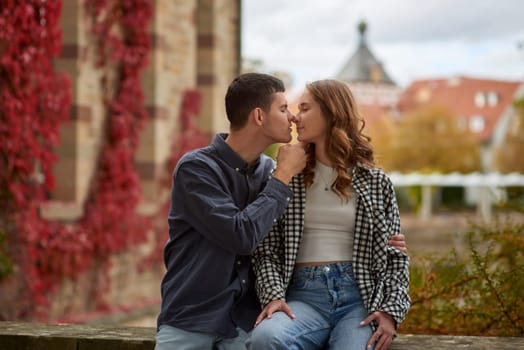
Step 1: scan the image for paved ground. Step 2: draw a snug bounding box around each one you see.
[401,210,523,255]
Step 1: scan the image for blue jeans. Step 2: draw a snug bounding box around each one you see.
[155,324,249,350]
[246,262,373,350]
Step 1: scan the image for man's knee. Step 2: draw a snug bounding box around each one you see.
[247,315,292,349]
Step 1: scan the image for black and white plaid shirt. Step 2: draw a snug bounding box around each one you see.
[252,165,411,328]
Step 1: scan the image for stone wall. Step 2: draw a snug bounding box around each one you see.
[2,0,241,323]
[1,322,523,350]
[47,234,163,322]
[44,0,241,214]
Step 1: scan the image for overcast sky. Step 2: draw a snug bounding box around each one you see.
[241,0,524,94]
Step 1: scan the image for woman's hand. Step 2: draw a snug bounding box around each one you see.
[360,311,396,350]
[254,299,295,327]
[389,233,407,253]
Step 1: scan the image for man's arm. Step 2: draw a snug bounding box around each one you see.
[272,143,307,184]
[172,143,306,255]
[174,160,292,255]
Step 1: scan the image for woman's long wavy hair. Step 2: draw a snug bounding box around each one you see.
[303,79,374,201]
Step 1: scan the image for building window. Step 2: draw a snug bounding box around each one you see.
[469,115,485,133]
[416,88,431,102]
[474,92,486,108]
[487,91,499,106]
[475,91,499,108]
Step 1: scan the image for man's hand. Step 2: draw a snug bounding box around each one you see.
[272,143,307,184]
[254,299,295,327]
[360,311,396,350]
[389,233,407,253]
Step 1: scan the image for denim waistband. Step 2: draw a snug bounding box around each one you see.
[293,261,353,278]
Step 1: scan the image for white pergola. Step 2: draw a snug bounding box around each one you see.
[388,172,524,221]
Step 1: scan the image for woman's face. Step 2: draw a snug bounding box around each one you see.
[295,90,328,145]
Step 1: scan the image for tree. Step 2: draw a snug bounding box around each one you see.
[386,106,481,173]
[495,97,524,173]
[365,110,395,171]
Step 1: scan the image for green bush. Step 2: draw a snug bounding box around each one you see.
[264,143,280,160]
[499,186,524,213]
[402,219,524,336]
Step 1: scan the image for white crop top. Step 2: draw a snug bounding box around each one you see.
[295,162,357,263]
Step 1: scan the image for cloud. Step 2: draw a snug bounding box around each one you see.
[367,0,524,43]
[242,0,524,91]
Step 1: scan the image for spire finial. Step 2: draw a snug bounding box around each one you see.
[358,20,368,36]
[358,20,367,45]
[358,20,367,36]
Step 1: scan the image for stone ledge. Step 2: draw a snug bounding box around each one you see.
[0,322,523,350]
[0,322,155,350]
[390,333,524,349]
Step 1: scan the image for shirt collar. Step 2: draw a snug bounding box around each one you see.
[212,133,260,172]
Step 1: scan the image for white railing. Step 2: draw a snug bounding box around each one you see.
[388,172,524,187]
[387,172,524,221]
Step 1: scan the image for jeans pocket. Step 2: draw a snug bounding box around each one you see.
[340,269,357,287]
[289,269,311,289]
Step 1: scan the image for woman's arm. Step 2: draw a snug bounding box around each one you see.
[251,217,287,306]
[379,175,411,326]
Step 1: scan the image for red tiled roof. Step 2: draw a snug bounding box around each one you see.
[397,76,522,141]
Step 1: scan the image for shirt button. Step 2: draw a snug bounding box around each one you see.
[286,197,290,201]
[235,167,240,171]
[273,219,277,223]
[237,261,242,265]
[242,279,246,284]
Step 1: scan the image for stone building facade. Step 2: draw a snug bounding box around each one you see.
[48,0,240,214]
[39,0,241,321]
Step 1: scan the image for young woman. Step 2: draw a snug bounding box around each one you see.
[247,79,410,350]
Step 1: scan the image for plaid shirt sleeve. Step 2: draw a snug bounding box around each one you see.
[252,175,305,306]
[353,168,411,328]
[252,216,287,306]
[376,172,411,326]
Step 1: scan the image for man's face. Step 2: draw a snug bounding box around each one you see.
[261,92,293,143]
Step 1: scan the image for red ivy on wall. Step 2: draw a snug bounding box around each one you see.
[63,0,155,310]
[0,0,158,319]
[0,0,72,316]
[1,0,209,321]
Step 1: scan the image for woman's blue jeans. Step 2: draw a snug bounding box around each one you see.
[246,262,373,350]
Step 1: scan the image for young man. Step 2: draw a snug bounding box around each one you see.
[155,73,307,350]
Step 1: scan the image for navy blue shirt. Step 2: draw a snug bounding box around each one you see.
[157,133,293,338]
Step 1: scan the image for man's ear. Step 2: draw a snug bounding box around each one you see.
[252,107,264,126]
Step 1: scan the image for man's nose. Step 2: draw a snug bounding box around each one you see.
[288,111,298,122]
